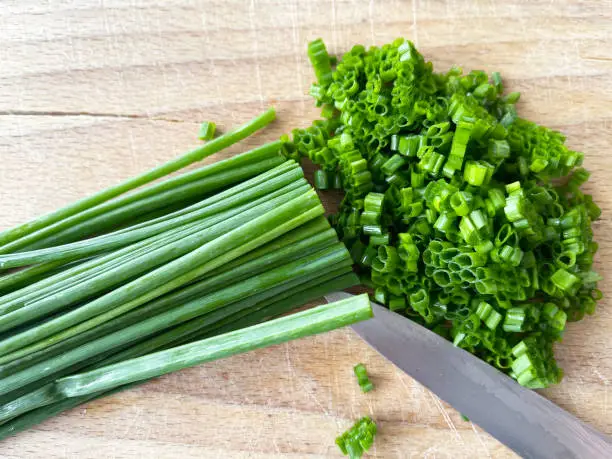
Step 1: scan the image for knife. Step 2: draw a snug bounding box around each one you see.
[325,291,612,459]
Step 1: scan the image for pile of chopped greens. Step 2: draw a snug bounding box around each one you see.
[285,38,603,389]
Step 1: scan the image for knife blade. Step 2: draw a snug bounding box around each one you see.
[325,291,612,459]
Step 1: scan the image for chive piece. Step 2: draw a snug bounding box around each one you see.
[398,135,421,157]
[381,154,406,175]
[308,39,333,86]
[336,416,377,458]
[314,169,330,190]
[198,121,216,140]
[353,363,374,393]
[550,268,580,293]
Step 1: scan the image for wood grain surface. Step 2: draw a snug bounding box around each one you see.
[0,0,611,457]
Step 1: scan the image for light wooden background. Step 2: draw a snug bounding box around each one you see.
[0,0,611,457]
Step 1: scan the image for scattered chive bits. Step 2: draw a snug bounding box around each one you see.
[353,363,374,393]
[285,38,603,389]
[198,121,216,140]
[336,416,377,458]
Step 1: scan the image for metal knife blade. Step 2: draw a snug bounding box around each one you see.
[325,291,612,459]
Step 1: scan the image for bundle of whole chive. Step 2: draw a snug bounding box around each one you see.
[287,38,603,389]
[0,109,366,439]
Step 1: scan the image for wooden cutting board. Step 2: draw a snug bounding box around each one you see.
[1,1,611,457]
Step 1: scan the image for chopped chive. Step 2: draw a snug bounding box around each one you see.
[198,121,217,140]
[336,416,377,458]
[294,37,601,390]
[353,363,374,393]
